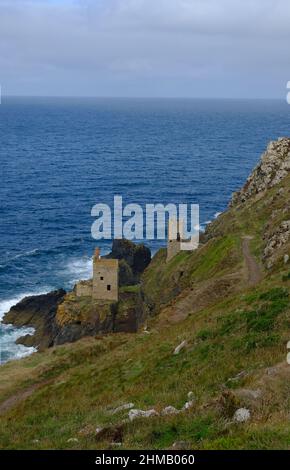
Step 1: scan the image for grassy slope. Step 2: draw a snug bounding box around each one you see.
[1,176,290,450]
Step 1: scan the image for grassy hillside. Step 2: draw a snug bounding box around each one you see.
[1,163,290,450]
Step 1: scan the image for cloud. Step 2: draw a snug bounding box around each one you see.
[0,0,289,97]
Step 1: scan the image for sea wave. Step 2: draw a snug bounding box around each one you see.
[0,249,40,269]
[0,323,37,364]
[0,241,89,270]
[63,256,93,288]
[0,254,96,363]
[0,290,51,364]
[0,290,51,321]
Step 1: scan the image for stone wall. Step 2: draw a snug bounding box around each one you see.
[75,280,93,297]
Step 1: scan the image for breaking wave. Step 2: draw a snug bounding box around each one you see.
[0,293,46,364]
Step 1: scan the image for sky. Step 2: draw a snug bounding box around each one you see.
[0,0,289,98]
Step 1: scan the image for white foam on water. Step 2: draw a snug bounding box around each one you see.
[0,323,37,364]
[0,290,51,321]
[0,289,51,364]
[0,255,94,363]
[214,212,222,219]
[64,256,93,288]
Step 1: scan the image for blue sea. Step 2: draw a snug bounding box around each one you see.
[1,97,290,363]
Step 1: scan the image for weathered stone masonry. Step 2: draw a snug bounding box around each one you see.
[93,248,119,301]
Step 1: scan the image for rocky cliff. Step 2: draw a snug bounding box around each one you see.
[2,289,66,350]
[1,137,290,450]
[230,137,290,206]
[2,240,150,350]
[207,137,290,272]
[4,138,290,351]
[106,239,151,285]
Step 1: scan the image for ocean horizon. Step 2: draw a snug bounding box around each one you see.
[1,97,290,363]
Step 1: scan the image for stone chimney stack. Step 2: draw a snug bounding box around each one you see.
[94,247,101,260]
[167,218,182,262]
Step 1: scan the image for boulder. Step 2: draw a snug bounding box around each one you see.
[161,406,180,416]
[2,289,66,350]
[95,424,124,443]
[182,400,194,411]
[128,408,159,421]
[110,403,135,415]
[233,408,251,423]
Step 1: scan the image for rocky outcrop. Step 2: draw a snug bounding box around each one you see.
[2,289,66,350]
[3,287,145,350]
[2,240,150,351]
[118,259,136,286]
[263,220,290,269]
[106,239,151,285]
[54,288,145,345]
[230,137,290,206]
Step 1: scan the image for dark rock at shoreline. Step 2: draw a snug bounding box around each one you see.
[3,289,66,350]
[2,240,151,352]
[3,287,145,351]
[54,288,145,346]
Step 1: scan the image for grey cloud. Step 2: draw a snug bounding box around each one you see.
[0,0,289,97]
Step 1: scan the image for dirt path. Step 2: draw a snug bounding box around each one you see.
[242,236,262,286]
[0,380,51,416]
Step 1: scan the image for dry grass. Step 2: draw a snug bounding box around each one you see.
[1,175,290,449]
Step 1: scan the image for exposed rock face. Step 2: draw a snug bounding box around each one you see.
[263,220,290,269]
[230,137,290,206]
[2,290,66,350]
[2,240,149,351]
[3,287,145,350]
[106,239,151,285]
[118,259,136,286]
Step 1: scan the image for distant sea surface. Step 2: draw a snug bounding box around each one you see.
[1,97,290,362]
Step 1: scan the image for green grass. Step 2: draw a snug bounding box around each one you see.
[1,173,290,449]
[189,235,241,281]
[1,273,289,449]
[120,285,140,293]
